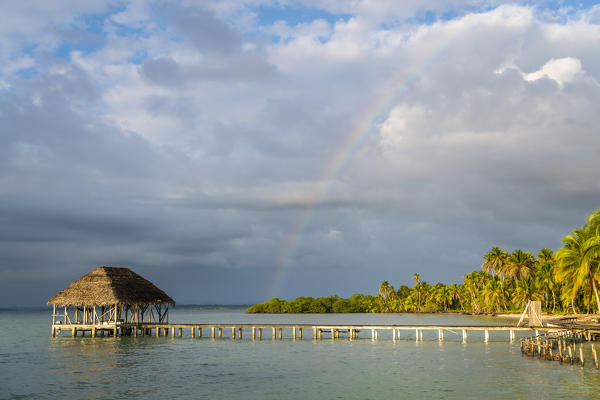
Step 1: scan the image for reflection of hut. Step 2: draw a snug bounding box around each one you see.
[47,266,175,337]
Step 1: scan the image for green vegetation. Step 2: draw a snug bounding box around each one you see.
[247,208,600,314]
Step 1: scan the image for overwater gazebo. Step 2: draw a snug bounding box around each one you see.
[48,266,175,337]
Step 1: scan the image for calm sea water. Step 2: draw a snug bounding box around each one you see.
[1,307,600,399]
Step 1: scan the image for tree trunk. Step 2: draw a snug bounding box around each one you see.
[551,289,556,314]
[592,276,600,314]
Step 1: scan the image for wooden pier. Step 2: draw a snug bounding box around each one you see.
[520,330,600,369]
[51,322,591,341]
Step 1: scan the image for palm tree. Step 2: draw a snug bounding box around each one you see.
[505,249,535,283]
[555,227,600,313]
[379,281,394,298]
[483,277,505,312]
[413,273,421,285]
[586,208,600,232]
[482,246,507,278]
[433,284,452,311]
[513,277,542,308]
[535,248,557,312]
[463,272,483,313]
[449,283,461,310]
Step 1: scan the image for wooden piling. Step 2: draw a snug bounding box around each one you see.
[211,327,215,338]
[299,328,302,339]
[273,327,276,339]
[218,328,222,338]
[580,344,585,366]
[568,344,573,364]
[593,344,599,369]
[191,328,195,338]
[231,327,235,339]
[484,330,489,342]
[198,327,202,338]
[258,328,262,340]
[278,327,282,340]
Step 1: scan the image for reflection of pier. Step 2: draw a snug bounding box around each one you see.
[52,323,590,341]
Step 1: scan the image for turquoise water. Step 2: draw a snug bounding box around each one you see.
[2,307,600,399]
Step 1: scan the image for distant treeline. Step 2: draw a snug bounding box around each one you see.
[247,208,600,314]
[246,295,375,313]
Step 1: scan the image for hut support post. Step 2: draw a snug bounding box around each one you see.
[439,329,444,341]
[485,330,489,342]
[462,329,467,343]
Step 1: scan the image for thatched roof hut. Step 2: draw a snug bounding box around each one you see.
[47,266,175,307]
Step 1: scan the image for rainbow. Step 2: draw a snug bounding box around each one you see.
[268,36,453,299]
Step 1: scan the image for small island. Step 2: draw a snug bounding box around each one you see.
[248,208,600,315]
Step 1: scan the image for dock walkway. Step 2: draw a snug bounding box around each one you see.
[51,323,595,340]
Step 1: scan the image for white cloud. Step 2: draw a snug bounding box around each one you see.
[523,57,583,86]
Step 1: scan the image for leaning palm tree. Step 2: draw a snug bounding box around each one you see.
[555,227,600,313]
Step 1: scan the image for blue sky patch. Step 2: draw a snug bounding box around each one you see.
[253,4,351,27]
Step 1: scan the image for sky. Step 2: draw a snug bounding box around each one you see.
[1,1,600,307]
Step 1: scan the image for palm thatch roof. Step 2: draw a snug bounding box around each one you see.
[47,266,175,306]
